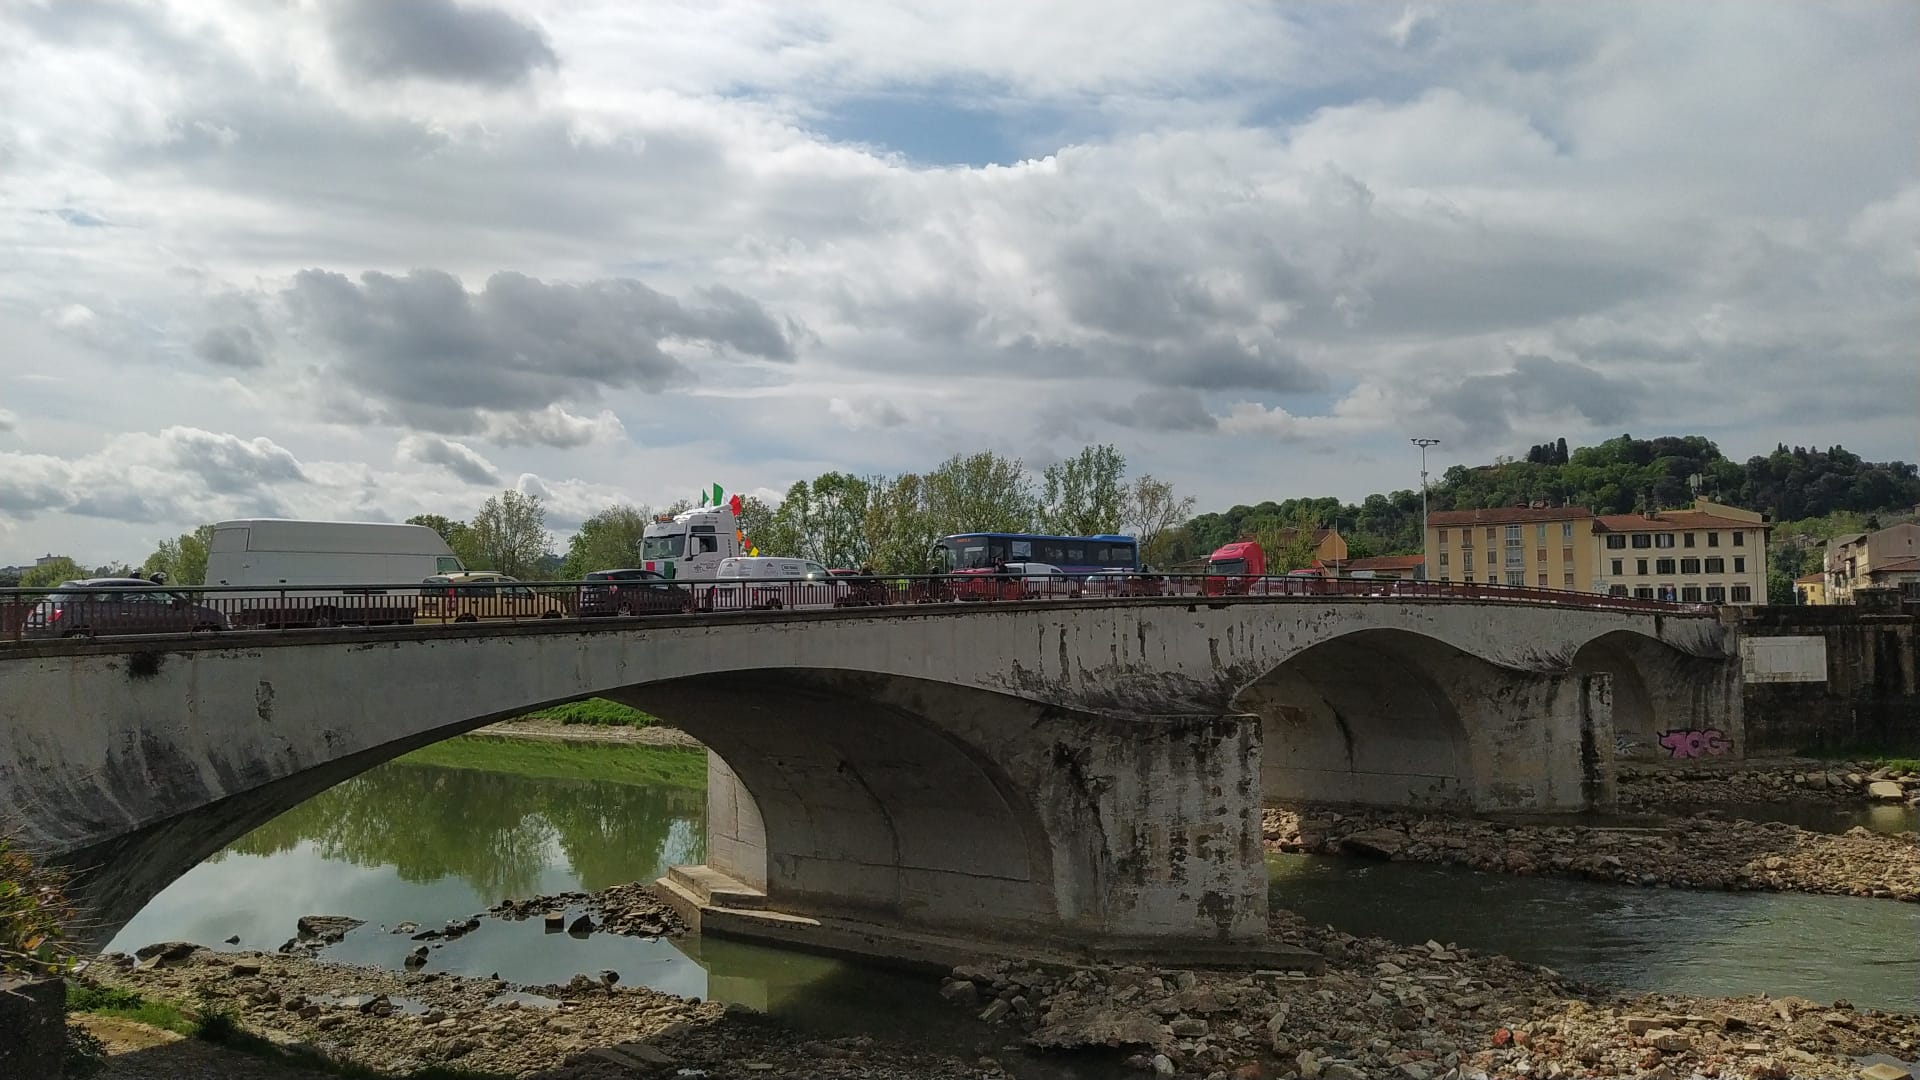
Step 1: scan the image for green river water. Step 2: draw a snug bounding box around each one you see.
[109,737,1920,1039]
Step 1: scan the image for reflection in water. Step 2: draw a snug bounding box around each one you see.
[217,760,706,899]
[1269,853,1920,1012]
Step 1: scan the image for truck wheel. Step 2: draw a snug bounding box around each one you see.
[455,614,478,623]
[540,611,561,619]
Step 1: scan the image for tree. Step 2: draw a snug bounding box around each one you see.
[1123,474,1196,569]
[733,495,781,556]
[807,472,875,567]
[561,505,653,579]
[923,451,1036,537]
[1767,569,1797,606]
[754,484,812,560]
[1039,445,1127,537]
[19,557,86,589]
[864,472,937,574]
[468,490,553,578]
[144,525,214,585]
[407,513,483,570]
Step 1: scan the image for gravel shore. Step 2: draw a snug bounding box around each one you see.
[1262,805,1919,901]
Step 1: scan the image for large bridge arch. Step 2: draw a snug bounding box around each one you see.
[0,596,1738,958]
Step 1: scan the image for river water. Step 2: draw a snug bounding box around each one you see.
[110,739,1920,1028]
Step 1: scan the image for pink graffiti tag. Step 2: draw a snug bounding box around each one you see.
[1658,728,1730,759]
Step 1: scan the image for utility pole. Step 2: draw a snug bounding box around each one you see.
[1412,438,1440,580]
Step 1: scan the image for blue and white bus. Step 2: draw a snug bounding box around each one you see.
[932,532,1139,575]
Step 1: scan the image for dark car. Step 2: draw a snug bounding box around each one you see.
[576,569,690,617]
[21,578,231,639]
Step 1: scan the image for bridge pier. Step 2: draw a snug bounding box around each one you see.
[627,673,1302,968]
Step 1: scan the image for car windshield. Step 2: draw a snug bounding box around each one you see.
[641,533,684,560]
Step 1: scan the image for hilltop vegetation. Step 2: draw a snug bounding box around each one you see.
[1161,435,1920,567]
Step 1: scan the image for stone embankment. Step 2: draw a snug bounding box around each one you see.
[84,946,994,1079]
[1617,760,1920,811]
[1262,807,1920,902]
[942,908,1920,1079]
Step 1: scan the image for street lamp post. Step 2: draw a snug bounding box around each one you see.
[1412,438,1440,579]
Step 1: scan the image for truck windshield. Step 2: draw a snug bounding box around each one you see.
[641,533,684,560]
[1211,559,1247,576]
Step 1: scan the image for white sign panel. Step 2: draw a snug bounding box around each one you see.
[1741,635,1828,684]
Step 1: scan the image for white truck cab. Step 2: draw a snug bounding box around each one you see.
[639,508,743,580]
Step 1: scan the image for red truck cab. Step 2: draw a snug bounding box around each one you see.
[1205,540,1266,596]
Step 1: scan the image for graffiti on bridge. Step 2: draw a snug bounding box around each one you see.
[1658,728,1731,759]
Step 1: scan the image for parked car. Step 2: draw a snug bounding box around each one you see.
[418,573,566,623]
[21,579,230,639]
[576,568,690,616]
[952,562,1080,601]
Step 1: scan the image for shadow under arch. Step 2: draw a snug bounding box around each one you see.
[1569,627,1742,765]
[1233,628,1480,810]
[600,669,1064,934]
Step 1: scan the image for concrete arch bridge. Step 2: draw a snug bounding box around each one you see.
[0,596,1737,964]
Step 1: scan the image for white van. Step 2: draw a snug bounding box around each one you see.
[704,556,842,611]
[204,519,464,627]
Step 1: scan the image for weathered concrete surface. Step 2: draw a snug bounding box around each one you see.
[0,596,1732,955]
[1734,605,1920,755]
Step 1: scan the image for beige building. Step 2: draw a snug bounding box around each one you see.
[1826,523,1920,604]
[1864,556,1920,596]
[1424,506,1596,591]
[1795,572,1828,605]
[1592,499,1769,604]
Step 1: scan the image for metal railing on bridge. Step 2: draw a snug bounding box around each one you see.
[0,573,1714,644]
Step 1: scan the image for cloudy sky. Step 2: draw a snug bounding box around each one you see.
[2,1,1916,564]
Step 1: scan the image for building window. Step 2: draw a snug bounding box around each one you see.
[1732,585,1753,602]
[1606,535,1627,550]
[1464,574,1474,583]
[1609,585,1628,597]
[1534,523,1546,542]
[1680,557,1700,574]
[1708,532,1720,547]
[1706,585,1726,602]
[1611,559,1624,576]
[1733,531,1745,546]
[1537,573,1548,587]
[1654,533,1676,549]
[1505,525,1522,544]
[1681,586,1702,602]
[1734,557,1746,574]
[1562,522,1575,540]
[1438,552,1449,566]
[1487,550,1497,567]
[1562,548,1574,563]
[1536,549,1547,564]
[1486,527,1497,542]
[1506,571,1526,586]
[1441,574,1450,582]
[1563,573,1575,588]
[1684,533,1696,548]
[1656,558,1676,575]
[1637,558,1649,575]
[1705,557,1725,574]
[1633,587,1656,599]
[1632,534,1652,549]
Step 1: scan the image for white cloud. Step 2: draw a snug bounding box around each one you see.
[0,1,1914,561]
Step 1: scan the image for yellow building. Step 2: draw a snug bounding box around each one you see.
[1795,572,1827,605]
[1592,499,1770,605]
[1424,506,1596,591]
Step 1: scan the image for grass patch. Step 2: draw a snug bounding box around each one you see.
[1797,746,1920,772]
[398,735,706,789]
[67,983,197,1036]
[69,982,510,1079]
[515,697,658,727]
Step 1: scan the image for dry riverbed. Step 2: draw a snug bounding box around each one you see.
[1617,760,1920,811]
[84,897,1920,1080]
[1262,806,1919,902]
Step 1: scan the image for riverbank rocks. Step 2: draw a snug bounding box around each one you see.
[1617,759,1920,811]
[1263,805,1920,902]
[934,910,1918,1079]
[80,947,1002,1079]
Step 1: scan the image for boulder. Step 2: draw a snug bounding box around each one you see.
[1866,781,1905,801]
[1341,828,1410,859]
